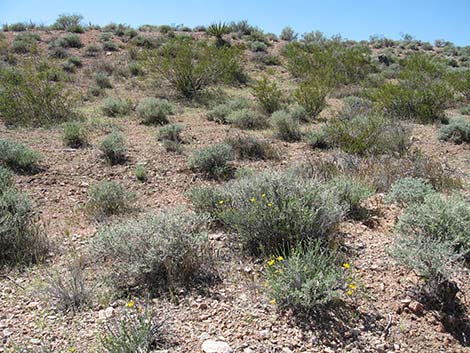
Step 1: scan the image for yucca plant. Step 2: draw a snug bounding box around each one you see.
[207,22,231,47]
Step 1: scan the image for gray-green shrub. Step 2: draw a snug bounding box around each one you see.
[305,129,329,149]
[438,117,470,144]
[0,139,41,171]
[325,176,373,217]
[384,177,435,206]
[137,98,173,125]
[95,72,113,89]
[227,108,269,129]
[99,131,127,164]
[87,181,135,218]
[271,110,301,142]
[251,77,283,114]
[101,97,131,117]
[0,166,14,191]
[225,133,279,160]
[61,121,89,148]
[157,123,184,142]
[189,143,235,179]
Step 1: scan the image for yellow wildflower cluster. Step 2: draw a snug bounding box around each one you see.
[126,300,135,308]
[267,255,284,267]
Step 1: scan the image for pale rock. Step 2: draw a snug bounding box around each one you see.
[201,339,233,353]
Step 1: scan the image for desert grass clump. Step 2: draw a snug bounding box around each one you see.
[251,77,283,114]
[0,188,48,266]
[99,131,127,165]
[0,139,41,172]
[91,208,213,293]
[384,177,435,206]
[225,133,279,160]
[305,129,329,149]
[101,97,131,117]
[157,123,185,153]
[189,143,235,179]
[137,98,173,125]
[87,181,136,218]
[95,72,113,89]
[265,241,345,311]
[227,108,269,130]
[438,117,470,144]
[61,120,89,148]
[135,164,147,182]
[271,110,302,142]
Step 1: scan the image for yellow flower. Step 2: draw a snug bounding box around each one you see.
[218,200,224,205]
[276,256,284,261]
[261,193,266,198]
[69,347,76,353]
[267,203,272,207]
[126,300,135,308]
[267,259,275,266]
[270,299,276,304]
[347,289,353,296]
[348,283,357,290]
[250,197,256,203]
[342,263,350,269]
[276,269,283,274]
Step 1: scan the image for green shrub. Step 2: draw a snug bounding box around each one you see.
[12,33,39,53]
[395,193,470,252]
[61,121,89,148]
[85,43,103,57]
[0,189,48,266]
[207,104,233,123]
[251,77,283,114]
[271,110,302,142]
[144,37,243,98]
[189,143,235,179]
[102,41,119,52]
[52,14,84,31]
[459,105,470,115]
[99,131,127,164]
[136,98,173,125]
[91,208,213,293]
[100,305,164,353]
[0,139,41,171]
[128,62,143,76]
[438,117,470,144]
[135,164,147,182]
[57,34,83,48]
[207,22,231,47]
[305,129,329,149]
[384,177,435,206]
[0,63,77,127]
[225,133,279,160]
[325,176,373,217]
[265,241,344,310]
[280,26,297,42]
[101,97,131,117]
[157,123,184,142]
[3,22,28,32]
[293,80,328,119]
[287,104,309,122]
[0,166,14,191]
[95,72,113,89]
[87,181,135,218]
[197,171,345,254]
[227,108,269,129]
[249,41,267,52]
[324,113,410,156]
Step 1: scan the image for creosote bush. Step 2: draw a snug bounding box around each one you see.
[87,181,136,218]
[265,241,345,310]
[99,131,127,165]
[91,208,213,293]
[137,98,173,125]
[0,139,41,172]
[384,177,435,206]
[251,77,283,114]
[293,80,328,119]
[101,97,132,117]
[61,121,89,148]
[438,117,470,144]
[189,143,235,179]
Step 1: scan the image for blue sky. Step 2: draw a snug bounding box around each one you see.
[1,0,469,45]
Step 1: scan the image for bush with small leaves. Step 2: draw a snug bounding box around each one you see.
[325,176,373,217]
[87,181,135,218]
[128,62,143,76]
[85,43,103,57]
[294,80,329,119]
[95,72,113,89]
[135,164,147,182]
[58,34,83,48]
[102,40,119,52]
[225,133,279,160]
[101,97,131,117]
[0,167,14,191]
[189,143,235,179]
[137,98,173,125]
[157,123,184,142]
[0,188,48,266]
[52,14,84,31]
[305,129,329,149]
[11,33,40,54]
[249,41,267,52]
[91,208,213,293]
[46,260,90,312]
[271,110,302,142]
[459,105,470,115]
[384,177,435,206]
[99,131,127,165]
[280,26,297,42]
[252,77,283,114]
[395,193,470,253]
[265,241,345,311]
[286,104,309,122]
[49,45,68,58]
[207,104,233,123]
[61,121,89,148]
[100,305,164,353]
[438,117,470,144]
[227,108,269,130]
[0,139,41,172]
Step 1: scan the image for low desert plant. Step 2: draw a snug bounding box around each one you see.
[384,177,435,206]
[0,166,14,191]
[136,98,173,125]
[61,121,89,148]
[91,208,213,293]
[101,97,131,117]
[280,26,297,42]
[225,133,279,160]
[189,143,235,179]
[85,43,103,57]
[99,131,127,164]
[271,110,302,142]
[265,241,345,311]
[325,176,374,217]
[227,108,269,129]
[293,80,328,119]
[95,72,113,89]
[157,123,184,142]
[52,14,84,31]
[87,181,136,218]
[438,117,470,144]
[305,129,329,149]
[0,139,41,171]
[251,77,283,114]
[135,164,147,182]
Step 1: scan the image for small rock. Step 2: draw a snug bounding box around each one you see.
[2,328,12,337]
[409,301,424,315]
[30,338,41,345]
[201,339,233,353]
[200,332,210,341]
[243,349,253,353]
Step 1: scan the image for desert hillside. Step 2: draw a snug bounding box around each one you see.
[0,17,470,353]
